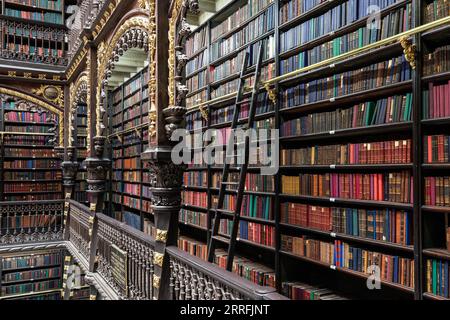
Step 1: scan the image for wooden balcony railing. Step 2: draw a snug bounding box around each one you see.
[67,200,93,260]
[0,200,64,245]
[96,212,156,300]
[167,247,288,300]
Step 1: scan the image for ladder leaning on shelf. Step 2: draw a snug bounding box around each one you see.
[207,41,265,271]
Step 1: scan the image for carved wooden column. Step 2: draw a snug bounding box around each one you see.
[141,0,198,300]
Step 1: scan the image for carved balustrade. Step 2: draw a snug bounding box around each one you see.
[67,200,92,260]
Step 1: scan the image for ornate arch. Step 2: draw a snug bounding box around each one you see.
[0,87,64,146]
[165,0,199,138]
[69,72,89,149]
[95,16,150,143]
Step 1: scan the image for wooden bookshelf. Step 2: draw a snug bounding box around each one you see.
[0,95,62,202]
[106,66,154,236]
[0,249,64,300]
[179,0,450,300]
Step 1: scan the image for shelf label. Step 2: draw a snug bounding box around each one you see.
[330,232,337,238]
[329,63,335,68]
[329,130,335,135]
[330,198,336,203]
[329,97,336,102]
[330,265,337,270]
[330,164,336,169]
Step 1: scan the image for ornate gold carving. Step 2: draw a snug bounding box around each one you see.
[153,252,164,267]
[147,0,157,138]
[8,71,16,77]
[0,88,63,146]
[89,294,97,300]
[168,0,183,107]
[53,75,61,81]
[199,105,208,121]
[399,37,416,70]
[149,110,157,138]
[32,85,64,108]
[38,74,47,80]
[86,49,92,154]
[90,203,96,212]
[153,275,160,289]
[24,72,32,79]
[264,83,277,105]
[69,73,89,148]
[155,229,168,242]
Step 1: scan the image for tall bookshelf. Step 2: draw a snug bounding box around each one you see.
[181,0,450,300]
[0,95,62,202]
[0,249,63,300]
[74,103,88,204]
[106,67,155,236]
[0,0,75,65]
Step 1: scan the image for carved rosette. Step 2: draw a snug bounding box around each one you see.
[165,0,199,140]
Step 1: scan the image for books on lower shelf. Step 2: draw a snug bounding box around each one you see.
[211,172,275,192]
[178,236,208,261]
[215,249,276,288]
[423,81,450,119]
[281,235,414,288]
[220,220,275,247]
[2,267,61,284]
[212,194,274,220]
[426,259,449,298]
[424,177,450,207]
[281,56,411,109]
[282,281,349,300]
[182,191,208,207]
[186,26,207,57]
[281,203,413,245]
[1,253,61,270]
[179,209,208,229]
[281,94,413,136]
[123,211,141,230]
[281,139,412,165]
[1,279,61,296]
[282,171,413,203]
[425,135,450,163]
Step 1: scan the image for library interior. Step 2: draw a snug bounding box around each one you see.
[0,0,448,302]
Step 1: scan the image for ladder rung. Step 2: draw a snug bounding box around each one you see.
[212,235,231,244]
[221,182,239,186]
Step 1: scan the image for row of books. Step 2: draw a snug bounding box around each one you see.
[210,93,274,125]
[1,214,60,231]
[3,159,60,169]
[281,94,412,137]
[4,147,56,158]
[186,50,207,76]
[1,253,61,270]
[425,135,450,163]
[123,211,141,230]
[280,203,412,245]
[4,135,54,146]
[187,69,208,92]
[3,44,63,57]
[279,0,327,25]
[178,236,208,261]
[3,182,61,192]
[186,89,207,109]
[424,177,450,207]
[186,110,207,131]
[143,218,156,238]
[282,281,348,300]
[239,221,275,247]
[427,259,450,298]
[186,26,207,58]
[423,0,449,23]
[280,4,411,74]
[423,45,450,76]
[182,191,208,207]
[210,0,274,42]
[3,171,61,180]
[280,0,397,52]
[215,249,276,287]
[281,235,414,287]
[1,279,61,296]
[213,194,274,220]
[209,6,275,62]
[5,0,62,11]
[280,56,411,109]
[183,171,207,186]
[2,23,66,40]
[2,267,61,284]
[179,209,208,229]
[4,125,51,134]
[4,8,63,24]
[212,172,275,192]
[282,172,413,203]
[4,111,52,123]
[281,140,412,165]
[423,81,450,119]
[5,193,62,201]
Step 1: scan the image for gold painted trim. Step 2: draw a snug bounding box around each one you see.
[153,252,164,267]
[155,229,168,242]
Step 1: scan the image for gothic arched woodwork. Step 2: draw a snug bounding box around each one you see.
[95,16,150,144]
[0,87,63,146]
[69,73,89,149]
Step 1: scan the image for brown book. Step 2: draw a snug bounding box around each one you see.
[447,227,450,252]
